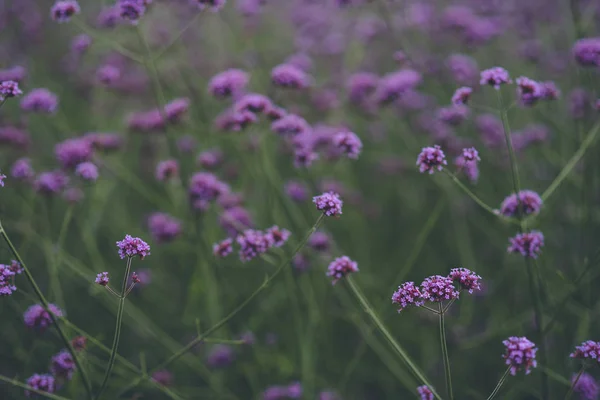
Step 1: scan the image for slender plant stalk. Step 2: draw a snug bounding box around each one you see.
[438,303,454,400]
[346,277,442,400]
[0,220,94,399]
[72,18,142,63]
[565,366,585,400]
[0,374,72,400]
[486,366,512,400]
[154,11,203,61]
[95,256,133,400]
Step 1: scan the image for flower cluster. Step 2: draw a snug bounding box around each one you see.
[570,340,600,362]
[417,385,434,400]
[313,192,343,217]
[572,373,600,400]
[451,87,472,105]
[507,231,544,259]
[25,374,56,397]
[23,303,64,331]
[147,212,182,243]
[95,272,109,286]
[503,336,538,375]
[215,226,291,262]
[116,235,151,259]
[0,80,23,100]
[50,1,81,22]
[326,256,358,284]
[0,261,21,296]
[498,190,542,217]
[417,145,447,174]
[480,67,511,89]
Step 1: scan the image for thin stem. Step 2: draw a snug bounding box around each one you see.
[439,303,454,400]
[565,366,585,400]
[72,18,142,63]
[346,277,442,400]
[443,297,458,314]
[105,285,121,298]
[0,220,93,399]
[422,305,441,314]
[497,92,522,200]
[486,366,512,400]
[154,12,203,61]
[95,256,133,400]
[0,374,72,400]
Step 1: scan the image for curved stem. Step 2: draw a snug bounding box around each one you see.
[346,277,442,400]
[0,374,71,400]
[439,303,454,400]
[486,366,512,400]
[565,366,586,400]
[0,220,93,399]
[95,256,133,400]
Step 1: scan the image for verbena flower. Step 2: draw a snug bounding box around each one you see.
[346,72,379,104]
[0,263,17,296]
[24,303,64,330]
[308,231,330,252]
[50,350,75,381]
[147,212,182,243]
[116,235,151,259]
[219,206,253,236]
[213,238,233,257]
[85,132,123,151]
[271,114,311,136]
[266,226,291,247]
[392,282,424,312]
[188,172,230,204]
[416,145,447,174]
[313,192,343,217]
[234,93,272,114]
[131,272,141,283]
[447,54,479,85]
[326,256,358,284]
[498,190,542,217]
[437,105,470,126]
[285,181,308,202]
[206,344,235,368]
[507,231,544,259]
[34,171,69,194]
[55,138,93,169]
[0,80,23,99]
[417,385,434,400]
[572,372,600,400]
[286,382,303,398]
[461,147,480,163]
[271,64,311,89]
[95,272,109,286]
[75,162,99,181]
[50,1,80,22]
[449,268,482,293]
[71,34,92,54]
[155,159,179,182]
[373,69,422,105]
[208,69,249,98]
[192,0,227,12]
[63,187,84,203]
[117,0,146,24]
[164,98,190,123]
[237,229,271,262]
[571,340,600,362]
[480,67,512,89]
[420,275,459,302]
[96,65,121,85]
[573,37,600,67]
[25,374,55,397]
[333,131,362,159]
[20,88,58,113]
[0,126,30,148]
[503,336,538,375]
[451,86,472,105]
[516,76,544,107]
[71,336,87,351]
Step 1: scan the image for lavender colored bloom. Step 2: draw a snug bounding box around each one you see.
[346,72,379,104]
[50,350,75,380]
[571,340,600,362]
[152,370,174,386]
[516,77,544,107]
[265,105,287,121]
[177,135,197,153]
[446,54,479,85]
[0,264,17,296]
[96,65,121,85]
[503,336,538,375]
[215,109,258,131]
[189,172,230,203]
[327,256,358,284]
[237,229,271,262]
[148,213,182,243]
[271,64,311,89]
[420,275,459,302]
[437,105,470,126]
[507,231,544,259]
[0,66,27,83]
[85,132,123,151]
[63,187,84,204]
[449,268,482,293]
[462,147,480,163]
[572,373,600,400]
[127,109,165,132]
[50,1,80,22]
[285,180,308,202]
[540,81,560,100]
[0,126,30,148]
[155,159,179,182]
[0,81,22,99]
[392,282,424,312]
[20,88,59,113]
[118,0,146,24]
[24,303,64,330]
[333,131,362,159]
[417,385,434,400]
[313,192,343,217]
[116,235,151,259]
[373,69,422,105]
[25,374,55,397]
[287,382,303,398]
[0,174,5,188]
[55,138,93,169]
[207,344,235,368]
[309,231,330,252]
[292,253,309,271]
[95,272,109,286]
[192,0,227,12]
[234,93,272,114]
[480,67,512,89]
[451,87,472,105]
[75,162,99,181]
[498,190,542,217]
[71,34,92,54]
[97,6,121,28]
[573,37,600,67]
[454,155,479,183]
[34,171,69,194]
[416,145,447,174]
[164,98,190,123]
[266,226,291,247]
[213,238,233,257]
[271,114,311,136]
[71,336,87,351]
[197,149,223,170]
[208,69,249,98]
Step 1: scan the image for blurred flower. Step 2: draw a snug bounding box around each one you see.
[116,235,151,259]
[50,350,75,381]
[266,226,291,247]
[476,114,504,148]
[20,88,58,113]
[285,180,308,202]
[197,149,224,170]
[63,187,84,203]
[271,64,311,89]
[96,65,121,85]
[0,126,30,148]
[392,282,424,312]
[118,0,146,24]
[177,135,197,153]
[451,87,472,105]
[507,231,544,259]
[286,382,303,398]
[373,69,422,105]
[0,81,22,100]
[516,77,543,107]
[417,385,434,400]
[219,206,253,236]
[71,34,92,54]
[449,268,482,293]
[192,0,227,12]
[75,162,99,181]
[461,147,480,163]
[237,229,271,262]
[234,93,272,114]
[71,336,87,351]
[34,171,69,194]
[327,256,358,284]
[573,37,600,67]
[308,231,330,252]
[313,192,343,217]
[318,390,342,400]
[503,336,538,375]
[189,172,229,204]
[206,344,235,368]
[50,1,80,23]
[416,145,447,174]
[572,372,599,400]
[333,131,362,159]
[446,54,479,86]
[95,272,109,286]
[0,66,26,82]
[437,105,470,126]
[480,67,511,89]
[292,253,309,272]
[571,340,600,362]
[148,212,182,243]
[347,72,379,105]
[25,374,55,397]
[208,69,249,98]
[213,238,233,257]
[85,133,123,151]
[152,370,174,386]
[155,159,179,182]
[569,88,590,119]
[271,114,311,136]
[498,190,542,217]
[55,138,93,169]
[0,263,17,296]
[24,303,64,330]
[420,275,459,302]
[164,98,190,123]
[97,6,121,28]
[131,272,141,283]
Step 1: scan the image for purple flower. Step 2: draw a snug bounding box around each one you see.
[151,370,174,386]
[0,66,26,83]
[0,174,5,188]
[309,231,330,252]
[96,65,121,85]
[503,336,538,375]
[373,69,422,105]
[540,81,560,100]
[480,67,512,89]
[286,382,303,398]
[476,114,504,148]
[263,385,289,400]
[0,264,17,296]
[148,213,182,243]
[155,159,179,181]
[516,77,544,107]
[207,344,235,368]
[34,171,69,194]
[50,350,75,380]
[271,114,311,136]
[208,69,249,98]
[416,145,447,174]
[55,138,93,169]
[197,149,223,170]
[265,105,287,121]
[573,37,600,67]
[188,172,229,204]
[346,72,379,104]
[437,105,470,126]
[570,88,590,119]
[420,275,459,302]
[131,272,141,283]
[50,1,80,22]
[449,268,482,293]
[118,0,146,24]
[95,272,109,286]
[213,238,233,257]
[451,87,472,105]
[313,192,343,217]
[417,385,434,400]
[215,109,258,131]
[271,64,311,89]
[127,109,165,132]
[326,256,358,284]
[97,6,121,28]
[71,336,87,351]
[234,93,272,114]
[192,0,227,12]
[572,373,600,400]
[219,206,253,235]
[71,34,92,54]
[24,303,64,330]
[85,132,123,151]
[75,162,99,181]
[25,374,55,397]
[177,135,197,153]
[392,282,424,312]
[446,54,479,85]
[237,229,271,262]
[333,131,362,159]
[116,235,151,259]
[266,226,291,247]
[285,181,308,202]
[0,81,23,100]
[498,190,542,217]
[164,98,190,123]
[571,340,600,362]
[0,126,30,148]
[507,231,544,259]
[63,187,84,204]
[20,88,58,113]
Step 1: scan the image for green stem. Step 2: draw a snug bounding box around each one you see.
[439,303,454,400]
[486,366,512,400]
[565,366,585,400]
[95,256,133,400]
[346,277,442,400]
[0,220,93,399]
[72,18,142,63]
[154,11,203,61]
[0,374,72,400]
